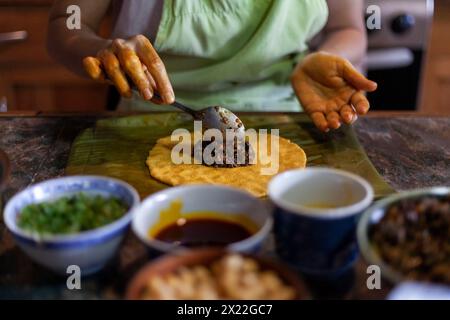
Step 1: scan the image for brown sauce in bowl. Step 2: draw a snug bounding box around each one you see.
[154,218,253,247]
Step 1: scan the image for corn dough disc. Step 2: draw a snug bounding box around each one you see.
[146,134,306,197]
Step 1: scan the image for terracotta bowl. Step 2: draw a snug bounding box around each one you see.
[125,248,310,300]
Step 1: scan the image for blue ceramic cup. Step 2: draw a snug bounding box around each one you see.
[269,168,374,276]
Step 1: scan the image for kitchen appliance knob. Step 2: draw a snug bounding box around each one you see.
[391,14,415,34]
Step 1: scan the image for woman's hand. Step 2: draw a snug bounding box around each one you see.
[291,52,377,132]
[83,34,174,104]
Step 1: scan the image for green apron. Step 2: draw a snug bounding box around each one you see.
[119,0,329,111]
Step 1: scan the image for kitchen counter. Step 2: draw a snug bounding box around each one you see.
[0,112,449,299]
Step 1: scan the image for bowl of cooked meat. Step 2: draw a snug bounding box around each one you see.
[357,187,450,285]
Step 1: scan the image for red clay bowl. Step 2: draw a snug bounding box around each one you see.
[126,248,310,300]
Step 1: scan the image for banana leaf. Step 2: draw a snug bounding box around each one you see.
[66,113,394,199]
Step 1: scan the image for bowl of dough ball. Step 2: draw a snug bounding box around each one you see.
[125,248,309,300]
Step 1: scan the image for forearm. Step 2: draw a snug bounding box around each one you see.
[318,28,367,68]
[47,18,111,77]
[47,0,112,77]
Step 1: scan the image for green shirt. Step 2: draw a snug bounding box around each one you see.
[119,0,329,112]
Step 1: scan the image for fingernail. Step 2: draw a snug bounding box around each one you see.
[143,88,153,100]
[371,81,378,90]
[163,92,174,104]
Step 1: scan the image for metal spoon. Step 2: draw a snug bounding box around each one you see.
[153,92,245,136]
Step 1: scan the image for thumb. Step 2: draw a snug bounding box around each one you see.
[343,61,377,92]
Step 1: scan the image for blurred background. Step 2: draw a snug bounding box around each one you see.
[0,0,448,114]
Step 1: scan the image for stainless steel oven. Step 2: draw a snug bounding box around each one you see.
[365,0,434,110]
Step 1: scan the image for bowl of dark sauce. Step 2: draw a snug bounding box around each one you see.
[153,217,254,247]
[132,185,272,256]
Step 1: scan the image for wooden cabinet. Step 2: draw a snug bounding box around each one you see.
[1,0,448,114]
[420,1,450,115]
[0,0,109,112]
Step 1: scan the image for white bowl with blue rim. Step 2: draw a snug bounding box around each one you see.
[3,176,140,276]
[132,185,273,257]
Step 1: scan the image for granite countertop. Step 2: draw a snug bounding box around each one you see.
[0,113,449,299]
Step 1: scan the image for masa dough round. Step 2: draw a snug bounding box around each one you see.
[146,134,306,197]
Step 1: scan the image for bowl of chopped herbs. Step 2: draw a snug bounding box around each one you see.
[4,176,140,275]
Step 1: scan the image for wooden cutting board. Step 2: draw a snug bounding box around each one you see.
[66,113,394,199]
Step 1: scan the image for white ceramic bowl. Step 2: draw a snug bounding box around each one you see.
[132,185,272,255]
[4,176,140,275]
